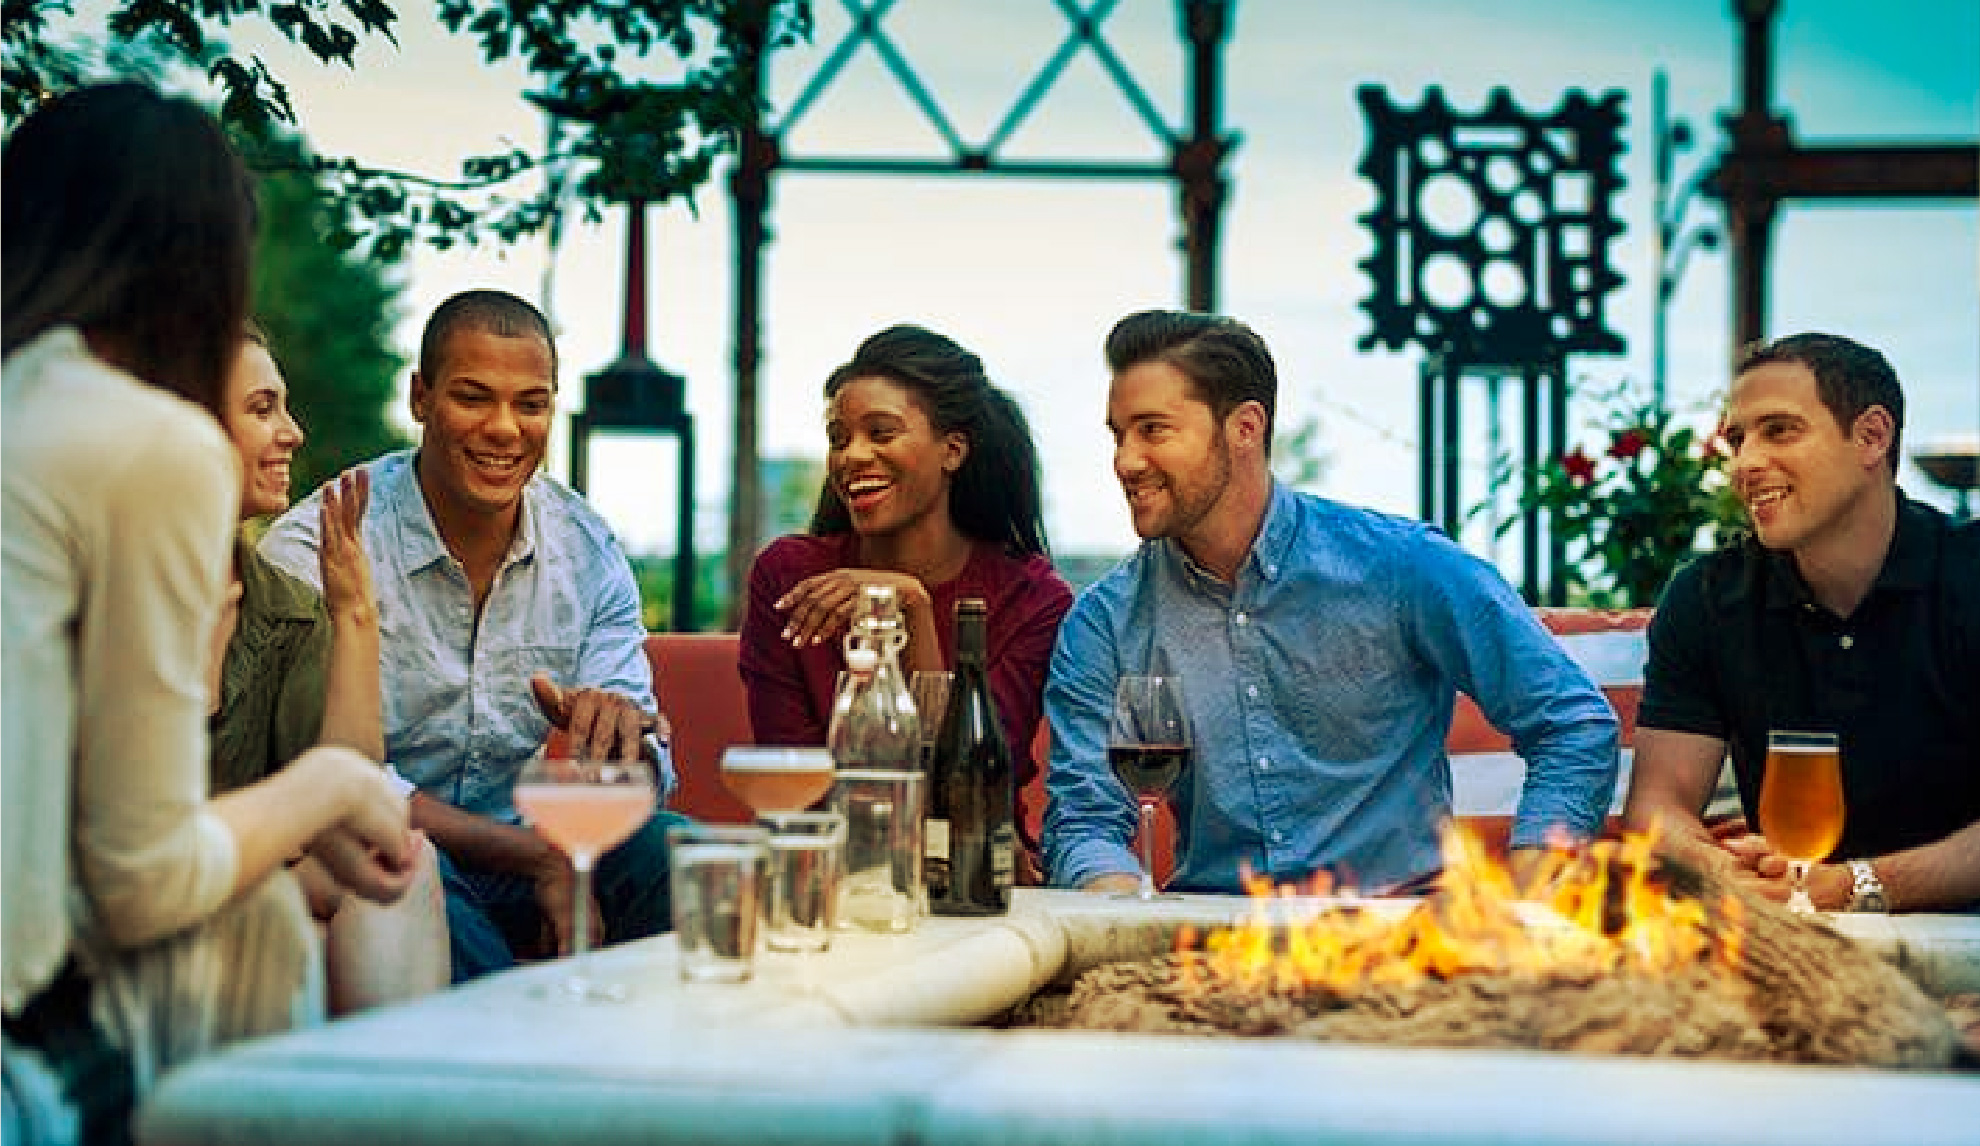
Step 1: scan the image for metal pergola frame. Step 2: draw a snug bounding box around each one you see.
[720,0,1236,619]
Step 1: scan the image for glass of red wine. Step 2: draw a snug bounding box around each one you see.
[1108,674,1191,901]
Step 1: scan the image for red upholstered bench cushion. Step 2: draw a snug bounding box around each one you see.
[644,633,756,824]
[1449,607,1652,856]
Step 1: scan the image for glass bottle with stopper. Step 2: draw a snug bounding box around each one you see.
[828,584,926,931]
[827,584,920,770]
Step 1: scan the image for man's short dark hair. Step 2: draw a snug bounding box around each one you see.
[1104,310,1278,451]
[1735,332,1905,473]
[419,289,557,385]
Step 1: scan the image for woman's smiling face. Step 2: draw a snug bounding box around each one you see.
[223,341,304,520]
[825,376,966,540]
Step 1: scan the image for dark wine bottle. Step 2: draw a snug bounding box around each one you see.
[927,598,1014,915]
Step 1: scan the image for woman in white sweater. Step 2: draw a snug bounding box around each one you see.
[2,83,417,1144]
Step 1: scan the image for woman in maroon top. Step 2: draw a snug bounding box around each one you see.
[739,325,1072,874]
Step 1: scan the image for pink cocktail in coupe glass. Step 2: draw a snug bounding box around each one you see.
[720,746,836,815]
[514,755,657,1000]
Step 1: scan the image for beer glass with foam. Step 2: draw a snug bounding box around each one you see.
[1757,730,1845,914]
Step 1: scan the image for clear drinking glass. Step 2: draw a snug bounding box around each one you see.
[1108,675,1192,901]
[514,754,657,1000]
[909,670,953,766]
[667,823,770,983]
[757,810,846,954]
[1757,730,1845,914]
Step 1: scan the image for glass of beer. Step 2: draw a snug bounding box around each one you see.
[720,746,836,815]
[1757,730,1845,914]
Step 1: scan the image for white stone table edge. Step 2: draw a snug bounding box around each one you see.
[138,890,1980,1146]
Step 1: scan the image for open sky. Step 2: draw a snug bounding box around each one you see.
[207,0,1977,559]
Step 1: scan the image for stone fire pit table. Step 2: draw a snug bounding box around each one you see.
[140,890,1980,1146]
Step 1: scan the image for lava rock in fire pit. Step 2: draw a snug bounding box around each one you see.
[1020,854,1960,1069]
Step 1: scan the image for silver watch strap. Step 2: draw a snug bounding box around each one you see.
[1847,859,1887,912]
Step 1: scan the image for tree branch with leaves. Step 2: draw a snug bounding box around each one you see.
[4,0,811,256]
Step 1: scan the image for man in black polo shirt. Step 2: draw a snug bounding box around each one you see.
[1624,332,1979,913]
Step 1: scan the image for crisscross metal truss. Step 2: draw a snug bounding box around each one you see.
[1356,86,1628,366]
[776,0,1182,175]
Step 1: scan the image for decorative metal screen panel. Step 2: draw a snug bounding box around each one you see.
[1357,86,1627,366]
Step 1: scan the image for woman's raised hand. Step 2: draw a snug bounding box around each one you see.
[318,468,374,620]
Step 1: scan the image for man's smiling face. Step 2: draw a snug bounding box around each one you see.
[1721,359,1885,555]
[410,326,555,522]
[1106,358,1236,546]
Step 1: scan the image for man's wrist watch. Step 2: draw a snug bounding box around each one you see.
[1846,859,1888,913]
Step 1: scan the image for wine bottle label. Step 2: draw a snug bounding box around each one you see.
[990,822,1015,891]
[923,818,952,900]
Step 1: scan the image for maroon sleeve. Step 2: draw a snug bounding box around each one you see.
[985,554,1074,792]
[739,537,830,746]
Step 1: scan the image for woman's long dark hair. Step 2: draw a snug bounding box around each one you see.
[3,82,256,419]
[809,325,1050,558]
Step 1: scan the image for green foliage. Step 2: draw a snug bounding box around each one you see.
[762,454,824,537]
[629,553,731,632]
[3,1,812,257]
[1495,390,1746,608]
[2,1,86,119]
[1272,411,1329,491]
[247,132,411,498]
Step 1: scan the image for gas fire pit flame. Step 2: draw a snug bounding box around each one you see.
[1024,826,1959,1068]
[1191,824,1742,993]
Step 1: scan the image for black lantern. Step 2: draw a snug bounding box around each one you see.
[568,198,697,632]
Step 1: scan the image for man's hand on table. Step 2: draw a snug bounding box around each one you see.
[1661,815,1855,910]
[1081,872,1143,895]
[1731,850,1853,910]
[530,673,666,763]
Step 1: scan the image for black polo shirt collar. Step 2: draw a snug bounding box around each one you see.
[1716,490,1936,614]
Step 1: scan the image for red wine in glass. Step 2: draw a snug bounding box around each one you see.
[1108,675,1190,900]
[1108,745,1189,800]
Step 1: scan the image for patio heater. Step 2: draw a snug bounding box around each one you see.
[1914,436,1978,523]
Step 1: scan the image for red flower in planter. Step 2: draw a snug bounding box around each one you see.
[1607,427,1648,460]
[1499,393,1747,608]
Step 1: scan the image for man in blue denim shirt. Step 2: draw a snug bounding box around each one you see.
[1044,310,1618,895]
[263,289,683,980]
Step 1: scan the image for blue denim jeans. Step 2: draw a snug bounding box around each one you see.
[2,960,130,1146]
[437,809,690,983]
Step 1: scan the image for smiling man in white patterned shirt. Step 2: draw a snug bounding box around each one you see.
[262,289,683,981]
